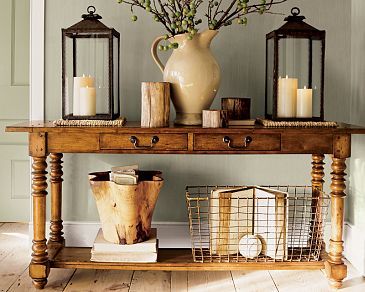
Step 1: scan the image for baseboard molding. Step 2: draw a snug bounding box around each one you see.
[32,221,331,249]
[344,222,365,276]
[28,221,364,275]
[29,221,191,248]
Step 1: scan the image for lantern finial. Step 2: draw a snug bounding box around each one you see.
[82,6,102,20]
[284,7,305,22]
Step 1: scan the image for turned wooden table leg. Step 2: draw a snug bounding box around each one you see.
[49,153,64,244]
[311,154,325,191]
[310,154,325,253]
[29,156,49,289]
[325,135,351,289]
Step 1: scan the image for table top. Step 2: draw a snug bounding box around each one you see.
[5,121,365,134]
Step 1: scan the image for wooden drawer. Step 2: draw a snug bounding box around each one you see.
[282,134,333,153]
[194,133,281,151]
[100,133,188,151]
[48,133,99,152]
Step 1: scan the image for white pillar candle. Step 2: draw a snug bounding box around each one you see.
[73,75,95,115]
[79,86,96,116]
[296,86,313,118]
[277,75,298,118]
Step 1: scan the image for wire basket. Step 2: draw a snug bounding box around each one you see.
[186,185,330,263]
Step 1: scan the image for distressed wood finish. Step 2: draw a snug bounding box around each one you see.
[29,133,47,157]
[325,134,351,289]
[48,132,99,153]
[311,154,325,191]
[50,247,325,270]
[310,154,325,253]
[100,133,188,151]
[281,134,333,153]
[194,133,281,151]
[141,82,170,128]
[29,156,49,289]
[5,121,365,289]
[49,153,64,244]
[325,156,348,289]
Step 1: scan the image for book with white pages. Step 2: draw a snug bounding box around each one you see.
[92,228,157,253]
[91,239,158,263]
[111,164,139,174]
[253,187,288,260]
[210,187,254,255]
[209,186,288,260]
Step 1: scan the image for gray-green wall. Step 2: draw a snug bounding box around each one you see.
[348,0,365,229]
[45,0,352,222]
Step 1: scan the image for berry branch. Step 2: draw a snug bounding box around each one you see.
[116,0,289,49]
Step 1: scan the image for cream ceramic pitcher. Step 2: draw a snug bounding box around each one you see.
[151,30,221,125]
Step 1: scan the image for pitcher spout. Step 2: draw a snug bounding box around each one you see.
[199,29,219,48]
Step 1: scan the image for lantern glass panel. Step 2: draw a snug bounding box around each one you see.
[64,37,74,116]
[278,38,309,88]
[312,39,323,117]
[266,38,275,116]
[64,33,110,117]
[113,36,119,115]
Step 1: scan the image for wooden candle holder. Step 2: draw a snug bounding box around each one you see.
[221,97,251,120]
[202,110,227,128]
[141,82,170,128]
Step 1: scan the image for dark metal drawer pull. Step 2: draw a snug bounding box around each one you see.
[129,136,159,149]
[223,136,253,149]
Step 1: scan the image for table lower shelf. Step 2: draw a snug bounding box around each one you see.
[49,247,325,271]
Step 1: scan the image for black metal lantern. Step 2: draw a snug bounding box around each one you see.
[265,7,325,121]
[62,6,120,120]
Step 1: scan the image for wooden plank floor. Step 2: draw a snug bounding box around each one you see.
[1,223,364,292]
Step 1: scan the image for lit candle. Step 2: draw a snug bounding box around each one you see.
[73,75,95,115]
[79,86,96,116]
[277,75,298,118]
[296,86,313,118]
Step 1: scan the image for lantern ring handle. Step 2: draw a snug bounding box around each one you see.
[291,7,300,16]
[87,6,96,15]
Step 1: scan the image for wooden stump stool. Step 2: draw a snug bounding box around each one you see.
[89,171,163,244]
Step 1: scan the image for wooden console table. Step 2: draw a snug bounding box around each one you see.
[6,121,365,289]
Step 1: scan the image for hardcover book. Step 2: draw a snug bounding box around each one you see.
[90,228,158,263]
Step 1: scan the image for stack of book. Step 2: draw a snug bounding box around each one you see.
[91,228,158,263]
[110,165,139,185]
[210,186,288,259]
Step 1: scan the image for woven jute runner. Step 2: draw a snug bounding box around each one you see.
[257,118,338,128]
[53,117,126,127]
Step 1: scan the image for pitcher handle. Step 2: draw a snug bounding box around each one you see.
[151,35,166,73]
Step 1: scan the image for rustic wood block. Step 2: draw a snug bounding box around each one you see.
[202,110,222,128]
[141,82,170,128]
[221,97,251,120]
